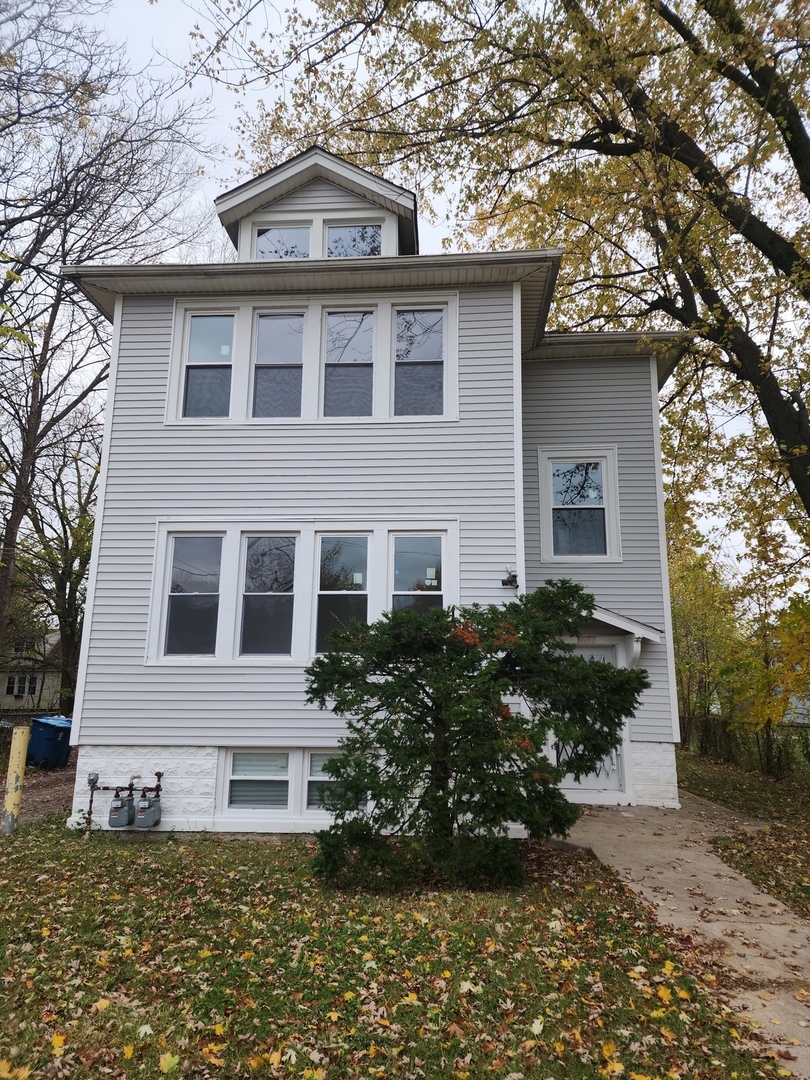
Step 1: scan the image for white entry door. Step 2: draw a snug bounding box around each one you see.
[555,644,623,792]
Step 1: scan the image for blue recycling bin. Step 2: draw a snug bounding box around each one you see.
[26,716,72,769]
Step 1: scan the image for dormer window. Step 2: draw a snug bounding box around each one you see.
[253,221,385,260]
[256,226,310,260]
[326,224,381,258]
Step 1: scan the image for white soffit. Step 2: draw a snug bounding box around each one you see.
[61,249,564,341]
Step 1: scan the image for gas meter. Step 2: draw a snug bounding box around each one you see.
[135,795,161,828]
[108,795,135,828]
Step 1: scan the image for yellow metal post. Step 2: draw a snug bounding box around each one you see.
[2,724,31,835]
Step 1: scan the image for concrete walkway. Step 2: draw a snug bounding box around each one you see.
[568,792,810,1078]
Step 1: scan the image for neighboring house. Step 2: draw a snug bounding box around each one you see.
[63,147,680,831]
[1,632,61,715]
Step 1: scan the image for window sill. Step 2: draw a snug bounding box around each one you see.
[541,554,623,564]
[213,813,332,833]
[145,656,310,667]
[164,415,460,427]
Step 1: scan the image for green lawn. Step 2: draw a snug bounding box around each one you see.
[677,750,810,922]
[0,817,782,1079]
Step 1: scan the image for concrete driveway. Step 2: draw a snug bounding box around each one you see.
[569,792,810,1077]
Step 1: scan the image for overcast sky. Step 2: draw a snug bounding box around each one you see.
[99,0,449,253]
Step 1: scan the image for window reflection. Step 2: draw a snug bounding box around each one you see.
[256,226,310,260]
[326,224,382,258]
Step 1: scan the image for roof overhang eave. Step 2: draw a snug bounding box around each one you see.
[525,330,690,389]
[61,248,565,322]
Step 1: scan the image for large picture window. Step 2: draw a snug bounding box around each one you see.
[539,449,621,561]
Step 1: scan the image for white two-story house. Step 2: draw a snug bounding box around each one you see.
[64,147,680,830]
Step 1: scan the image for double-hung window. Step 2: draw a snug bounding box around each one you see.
[182,314,233,418]
[240,536,296,655]
[394,309,444,416]
[539,449,621,561]
[323,311,374,416]
[316,535,369,651]
[165,535,222,655]
[253,314,304,418]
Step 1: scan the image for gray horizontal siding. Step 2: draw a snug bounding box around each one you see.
[266,179,377,214]
[78,287,519,745]
[523,357,675,744]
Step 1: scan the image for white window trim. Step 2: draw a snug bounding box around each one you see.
[538,447,622,563]
[239,207,398,261]
[167,293,458,425]
[166,302,245,423]
[146,518,459,665]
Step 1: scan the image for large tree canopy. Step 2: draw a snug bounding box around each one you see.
[191,0,810,535]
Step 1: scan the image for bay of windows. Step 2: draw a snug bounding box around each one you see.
[5,673,37,697]
[153,525,453,661]
[174,297,453,422]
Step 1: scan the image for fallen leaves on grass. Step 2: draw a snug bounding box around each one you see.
[0,817,784,1078]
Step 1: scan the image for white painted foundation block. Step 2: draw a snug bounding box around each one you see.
[628,741,680,808]
[68,739,680,832]
[69,745,218,831]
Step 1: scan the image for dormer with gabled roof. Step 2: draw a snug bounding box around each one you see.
[214,146,419,261]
